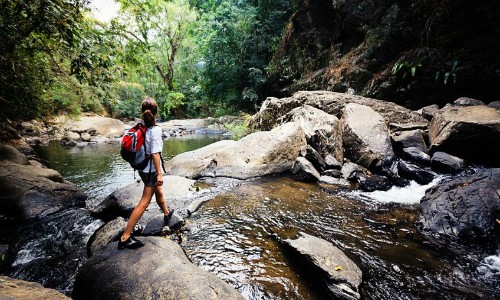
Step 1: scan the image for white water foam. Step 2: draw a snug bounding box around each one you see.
[11,246,45,267]
[353,176,443,204]
[477,251,500,280]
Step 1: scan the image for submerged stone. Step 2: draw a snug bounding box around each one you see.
[282,232,362,300]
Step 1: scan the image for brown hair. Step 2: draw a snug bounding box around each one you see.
[141,97,158,127]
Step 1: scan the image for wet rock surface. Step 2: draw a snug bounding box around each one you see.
[0,145,86,220]
[431,152,465,174]
[417,168,500,250]
[73,237,244,300]
[282,232,362,300]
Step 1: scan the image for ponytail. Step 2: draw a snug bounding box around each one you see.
[142,109,156,127]
[140,97,158,127]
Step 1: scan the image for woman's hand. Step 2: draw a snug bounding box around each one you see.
[156,173,163,186]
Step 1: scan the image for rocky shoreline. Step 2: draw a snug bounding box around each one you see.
[1,91,499,298]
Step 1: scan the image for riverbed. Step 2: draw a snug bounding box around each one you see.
[27,135,499,299]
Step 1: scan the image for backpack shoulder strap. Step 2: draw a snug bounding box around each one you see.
[159,152,167,173]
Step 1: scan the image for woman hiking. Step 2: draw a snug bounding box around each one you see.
[118,97,174,249]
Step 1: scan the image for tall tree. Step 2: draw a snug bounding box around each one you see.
[0,0,86,119]
[117,0,197,91]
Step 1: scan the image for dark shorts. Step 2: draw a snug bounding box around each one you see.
[139,171,157,187]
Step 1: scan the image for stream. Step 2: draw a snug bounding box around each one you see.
[17,135,500,298]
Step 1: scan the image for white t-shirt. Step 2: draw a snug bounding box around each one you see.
[142,125,163,173]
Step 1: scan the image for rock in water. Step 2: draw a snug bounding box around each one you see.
[417,168,500,250]
[398,161,434,185]
[431,152,465,174]
[73,237,244,300]
[165,122,307,179]
[142,212,185,235]
[292,157,321,182]
[282,232,362,300]
[91,175,196,221]
[428,106,500,166]
[64,116,125,138]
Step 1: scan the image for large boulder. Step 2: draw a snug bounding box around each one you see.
[165,122,307,179]
[341,103,395,173]
[453,97,486,107]
[417,168,500,250]
[252,91,427,131]
[0,276,70,299]
[282,232,362,300]
[428,106,500,166]
[92,175,196,220]
[0,146,86,219]
[279,105,343,161]
[164,140,235,179]
[64,117,125,138]
[72,237,244,300]
[0,144,30,165]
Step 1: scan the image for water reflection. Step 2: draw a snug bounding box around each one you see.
[34,134,230,206]
[183,175,499,300]
[31,137,499,299]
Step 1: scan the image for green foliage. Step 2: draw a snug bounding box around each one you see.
[112,81,146,119]
[185,0,295,116]
[392,59,423,77]
[44,76,104,116]
[435,61,465,85]
[0,0,85,120]
[223,114,252,140]
[0,0,121,120]
[0,0,296,120]
[163,92,186,119]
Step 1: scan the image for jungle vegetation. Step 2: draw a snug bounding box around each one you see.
[0,0,298,121]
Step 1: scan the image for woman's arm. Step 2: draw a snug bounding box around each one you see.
[151,153,163,186]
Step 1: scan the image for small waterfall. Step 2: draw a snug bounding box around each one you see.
[352,176,444,204]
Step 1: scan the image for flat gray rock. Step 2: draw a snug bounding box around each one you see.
[282,232,362,300]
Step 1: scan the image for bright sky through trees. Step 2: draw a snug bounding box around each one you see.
[90,0,120,23]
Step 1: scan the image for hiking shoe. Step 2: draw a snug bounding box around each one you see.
[164,209,175,223]
[118,237,144,250]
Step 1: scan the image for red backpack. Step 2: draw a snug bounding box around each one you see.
[120,123,150,171]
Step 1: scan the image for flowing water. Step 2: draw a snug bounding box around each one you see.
[8,134,229,294]
[17,135,500,298]
[183,176,499,299]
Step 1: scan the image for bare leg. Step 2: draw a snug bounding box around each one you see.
[155,185,170,215]
[121,186,155,241]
